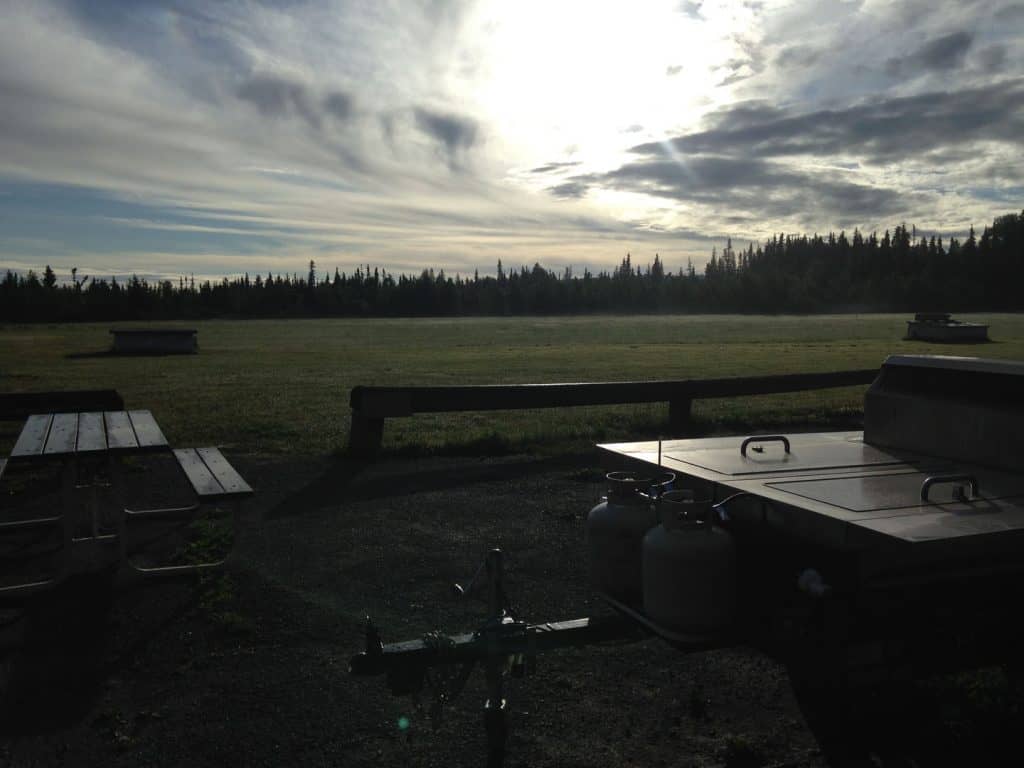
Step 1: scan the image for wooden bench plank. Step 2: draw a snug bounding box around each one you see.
[43,413,78,455]
[173,449,224,497]
[11,414,52,458]
[129,410,168,449]
[104,411,138,450]
[76,412,107,453]
[197,447,253,496]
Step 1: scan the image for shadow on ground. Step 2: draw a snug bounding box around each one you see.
[263,452,598,520]
[0,572,198,738]
[65,351,196,360]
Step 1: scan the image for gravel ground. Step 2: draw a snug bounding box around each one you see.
[0,451,1020,767]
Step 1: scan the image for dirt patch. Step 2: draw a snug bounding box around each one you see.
[0,452,1020,767]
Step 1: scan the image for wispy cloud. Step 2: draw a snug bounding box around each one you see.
[413,107,479,168]
[0,0,1021,279]
[885,31,974,78]
[635,81,1024,163]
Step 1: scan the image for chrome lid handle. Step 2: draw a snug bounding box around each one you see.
[741,435,791,457]
[921,474,979,503]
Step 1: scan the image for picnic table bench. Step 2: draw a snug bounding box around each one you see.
[0,409,252,594]
[172,448,253,501]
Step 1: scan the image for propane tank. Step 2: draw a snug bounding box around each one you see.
[586,471,673,606]
[642,490,737,633]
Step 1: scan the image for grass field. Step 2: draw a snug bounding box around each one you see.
[2,313,1023,456]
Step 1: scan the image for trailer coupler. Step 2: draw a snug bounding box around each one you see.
[349,549,647,766]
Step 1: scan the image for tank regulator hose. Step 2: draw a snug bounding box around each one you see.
[711,491,754,523]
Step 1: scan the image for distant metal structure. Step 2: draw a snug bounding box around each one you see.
[905,312,988,342]
[352,355,1024,765]
[110,328,198,354]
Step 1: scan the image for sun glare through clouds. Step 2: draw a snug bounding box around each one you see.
[468,1,742,171]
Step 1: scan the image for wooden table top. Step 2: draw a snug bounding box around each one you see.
[9,410,169,459]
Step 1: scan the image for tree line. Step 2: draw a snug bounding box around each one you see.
[2,210,1022,321]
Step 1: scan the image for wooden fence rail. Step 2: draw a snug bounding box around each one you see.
[348,369,879,458]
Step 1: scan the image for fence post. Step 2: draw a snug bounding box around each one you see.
[668,398,692,435]
[349,410,384,459]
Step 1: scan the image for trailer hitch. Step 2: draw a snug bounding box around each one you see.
[350,548,645,765]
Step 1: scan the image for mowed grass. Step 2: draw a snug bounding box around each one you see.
[2,314,1022,457]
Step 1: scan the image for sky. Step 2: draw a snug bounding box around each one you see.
[0,0,1022,281]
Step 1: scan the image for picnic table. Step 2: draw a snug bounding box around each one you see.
[0,410,252,596]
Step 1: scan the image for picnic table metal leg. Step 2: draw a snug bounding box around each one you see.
[61,459,77,572]
[123,497,239,576]
[0,506,68,596]
[67,456,119,575]
[0,461,73,596]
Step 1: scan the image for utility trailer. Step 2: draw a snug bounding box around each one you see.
[350,355,1024,765]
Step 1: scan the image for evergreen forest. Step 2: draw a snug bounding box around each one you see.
[3,210,1023,322]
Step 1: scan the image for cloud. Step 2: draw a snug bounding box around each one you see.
[1,0,1021,278]
[579,156,906,224]
[529,161,581,174]
[632,81,1024,164]
[573,74,1024,227]
[413,107,478,165]
[885,31,974,78]
[774,45,823,70]
[323,91,354,120]
[678,2,704,20]
[237,75,322,129]
[715,33,768,87]
[0,2,561,278]
[995,3,1024,23]
[547,181,589,199]
[233,77,355,133]
[976,44,1008,73]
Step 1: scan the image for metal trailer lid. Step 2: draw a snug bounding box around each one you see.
[763,467,1024,514]
[720,464,1024,553]
[599,431,926,483]
[598,434,1024,556]
[664,437,907,477]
